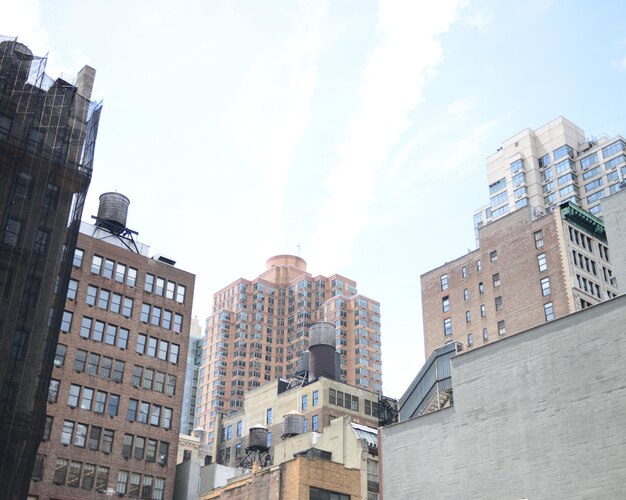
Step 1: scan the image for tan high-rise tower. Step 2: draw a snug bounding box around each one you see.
[195,255,382,452]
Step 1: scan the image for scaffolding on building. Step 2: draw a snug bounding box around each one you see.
[0,35,102,498]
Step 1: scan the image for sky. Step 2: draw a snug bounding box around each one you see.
[3,0,626,399]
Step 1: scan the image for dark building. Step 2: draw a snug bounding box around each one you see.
[28,195,195,499]
[0,36,101,499]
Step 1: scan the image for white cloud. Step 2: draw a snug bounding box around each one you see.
[0,0,48,54]
[464,10,493,30]
[310,0,464,269]
[225,0,326,256]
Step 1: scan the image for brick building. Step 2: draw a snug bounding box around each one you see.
[28,196,195,500]
[421,202,617,357]
[195,255,382,451]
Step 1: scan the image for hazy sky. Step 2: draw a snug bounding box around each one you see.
[3,0,626,398]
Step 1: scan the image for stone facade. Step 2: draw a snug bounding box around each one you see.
[381,294,626,499]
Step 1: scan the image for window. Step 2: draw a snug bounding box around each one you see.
[480,304,486,317]
[541,277,551,296]
[492,273,500,287]
[53,458,68,485]
[490,250,498,262]
[463,289,469,301]
[495,296,503,311]
[81,387,94,411]
[73,248,84,267]
[54,344,67,367]
[110,293,121,313]
[127,267,138,287]
[129,473,141,497]
[489,177,506,195]
[91,255,103,275]
[128,399,138,421]
[103,259,115,279]
[146,439,157,462]
[140,303,150,322]
[86,285,97,306]
[136,334,147,354]
[482,328,488,341]
[94,391,106,414]
[544,302,555,321]
[440,274,448,291]
[95,466,109,491]
[122,297,133,317]
[32,454,44,481]
[465,311,471,323]
[173,314,183,333]
[476,259,482,272]
[538,253,547,272]
[74,349,87,373]
[498,320,506,336]
[68,384,81,407]
[511,159,524,173]
[313,390,319,406]
[534,230,544,248]
[310,487,350,500]
[553,144,573,160]
[266,408,273,425]
[162,408,172,429]
[82,463,95,490]
[61,420,74,445]
[43,416,53,441]
[461,266,467,279]
[48,379,60,403]
[169,344,179,364]
[135,436,145,459]
[33,229,48,256]
[122,434,133,458]
[61,311,73,332]
[139,402,150,423]
[108,394,120,417]
[74,423,87,447]
[302,394,308,411]
[479,282,484,294]
[151,405,161,426]
[442,296,450,312]
[166,281,175,299]
[176,285,186,304]
[67,279,78,300]
[156,278,165,296]
[443,318,452,336]
[312,414,319,431]
[42,183,59,209]
[467,333,473,347]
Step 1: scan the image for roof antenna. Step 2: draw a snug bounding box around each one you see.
[297,245,301,257]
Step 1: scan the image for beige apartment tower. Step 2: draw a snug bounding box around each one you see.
[422,202,617,357]
[473,116,625,235]
[195,255,382,451]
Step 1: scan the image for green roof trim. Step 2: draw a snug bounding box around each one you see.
[560,201,607,241]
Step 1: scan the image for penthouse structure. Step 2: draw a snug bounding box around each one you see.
[28,194,195,500]
[0,36,101,498]
[195,255,382,452]
[473,116,625,235]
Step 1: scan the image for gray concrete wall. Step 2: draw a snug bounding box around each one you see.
[381,295,626,500]
[602,187,626,289]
